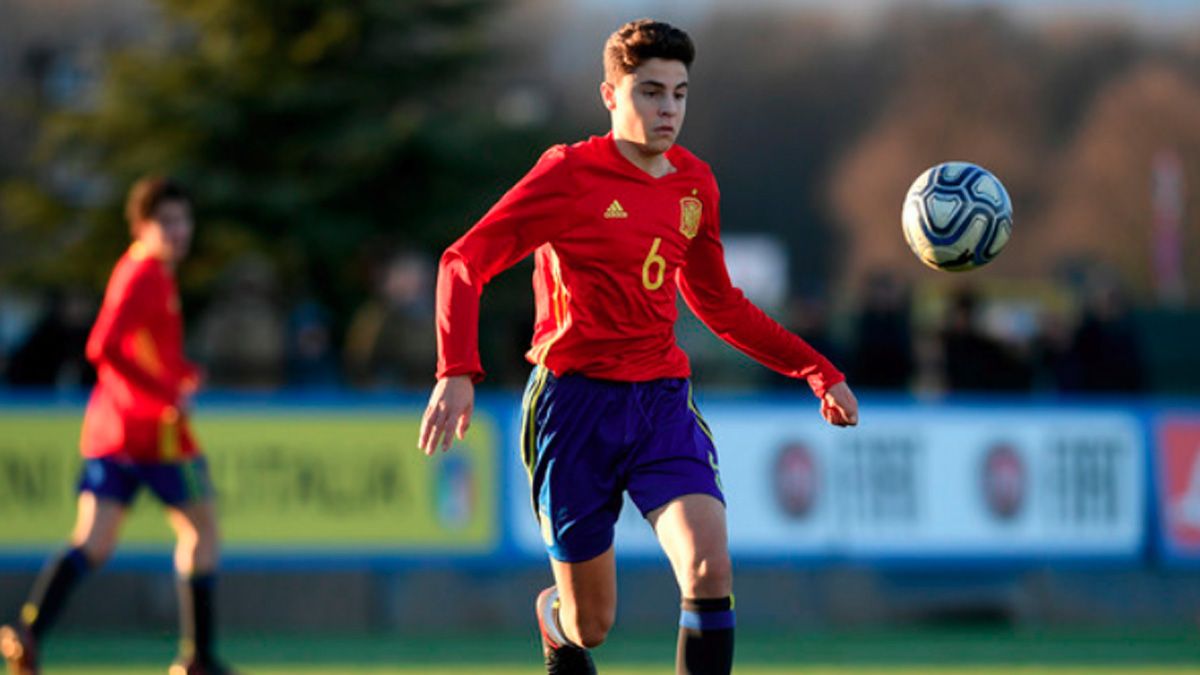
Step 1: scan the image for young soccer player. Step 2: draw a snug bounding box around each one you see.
[0,177,236,675]
[418,19,858,675]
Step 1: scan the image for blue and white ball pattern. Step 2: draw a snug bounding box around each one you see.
[901,162,1013,271]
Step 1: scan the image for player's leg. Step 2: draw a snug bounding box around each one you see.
[2,462,131,675]
[626,379,734,675]
[535,548,614,675]
[166,499,222,673]
[32,491,127,631]
[648,494,734,675]
[544,547,617,648]
[522,367,628,674]
[149,457,233,675]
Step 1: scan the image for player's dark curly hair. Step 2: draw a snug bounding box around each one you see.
[125,175,190,236]
[603,19,694,83]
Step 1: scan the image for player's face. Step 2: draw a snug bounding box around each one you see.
[602,58,688,155]
[140,200,193,265]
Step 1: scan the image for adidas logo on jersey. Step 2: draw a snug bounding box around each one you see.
[604,200,628,219]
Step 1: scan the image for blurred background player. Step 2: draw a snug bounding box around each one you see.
[418,18,859,675]
[0,177,235,675]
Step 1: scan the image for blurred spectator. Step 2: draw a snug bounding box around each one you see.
[285,298,339,389]
[770,294,840,390]
[848,273,914,391]
[940,287,1032,392]
[1029,308,1075,392]
[344,252,436,389]
[1059,279,1145,393]
[196,254,286,389]
[5,288,96,390]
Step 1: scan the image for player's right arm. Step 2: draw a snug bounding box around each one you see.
[419,146,576,454]
[86,262,183,405]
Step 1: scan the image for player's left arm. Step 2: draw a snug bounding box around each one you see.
[678,183,857,427]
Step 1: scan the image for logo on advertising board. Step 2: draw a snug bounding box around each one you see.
[981,443,1026,521]
[1159,420,1200,553]
[773,442,818,519]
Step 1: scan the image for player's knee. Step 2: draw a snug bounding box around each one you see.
[189,519,219,550]
[680,551,733,598]
[572,611,614,649]
[191,534,220,567]
[562,602,615,649]
[76,538,116,566]
[171,507,218,546]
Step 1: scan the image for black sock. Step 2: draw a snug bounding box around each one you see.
[22,547,92,640]
[177,573,217,664]
[676,596,735,675]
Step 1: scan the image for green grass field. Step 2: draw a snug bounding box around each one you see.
[33,628,1200,674]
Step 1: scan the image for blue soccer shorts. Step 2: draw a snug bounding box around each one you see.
[521,366,725,562]
[78,456,215,507]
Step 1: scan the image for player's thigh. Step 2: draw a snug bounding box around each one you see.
[165,498,219,545]
[550,545,618,627]
[524,367,626,563]
[70,491,127,561]
[648,493,732,598]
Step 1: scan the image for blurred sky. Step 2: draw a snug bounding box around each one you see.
[542,0,1199,86]
[573,0,1200,32]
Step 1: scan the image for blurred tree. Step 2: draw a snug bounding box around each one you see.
[1037,64,1200,301]
[0,0,535,328]
[830,8,1050,292]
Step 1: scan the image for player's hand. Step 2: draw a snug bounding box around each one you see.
[182,363,205,393]
[418,375,475,455]
[821,381,858,427]
[178,367,203,409]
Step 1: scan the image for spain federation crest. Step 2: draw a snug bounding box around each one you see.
[679,195,702,239]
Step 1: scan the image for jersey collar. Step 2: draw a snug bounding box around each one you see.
[600,132,689,183]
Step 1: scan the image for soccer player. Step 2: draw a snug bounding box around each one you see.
[418,19,858,675]
[0,177,236,675]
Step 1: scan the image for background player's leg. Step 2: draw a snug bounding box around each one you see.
[166,499,222,670]
[649,493,734,675]
[28,492,125,637]
[2,492,125,674]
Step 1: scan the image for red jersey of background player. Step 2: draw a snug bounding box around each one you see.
[437,132,843,397]
[80,242,200,461]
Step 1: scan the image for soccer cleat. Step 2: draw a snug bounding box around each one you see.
[535,588,595,675]
[0,624,38,675]
[167,658,239,675]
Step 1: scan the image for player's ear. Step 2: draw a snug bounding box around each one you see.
[599,80,617,111]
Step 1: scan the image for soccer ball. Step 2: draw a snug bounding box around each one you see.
[901,162,1013,271]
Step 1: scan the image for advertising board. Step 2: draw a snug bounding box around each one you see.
[510,404,1146,561]
[0,407,498,553]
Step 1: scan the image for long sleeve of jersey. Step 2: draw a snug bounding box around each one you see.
[678,190,845,398]
[436,147,575,381]
[86,265,184,404]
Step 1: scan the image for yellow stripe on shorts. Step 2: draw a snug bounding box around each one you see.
[687,381,715,445]
[521,366,551,480]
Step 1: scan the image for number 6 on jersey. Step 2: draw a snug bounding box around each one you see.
[642,237,665,291]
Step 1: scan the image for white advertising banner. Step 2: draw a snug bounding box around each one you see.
[509,404,1145,560]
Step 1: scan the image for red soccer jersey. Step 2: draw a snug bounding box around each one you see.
[437,133,844,396]
[80,243,200,462]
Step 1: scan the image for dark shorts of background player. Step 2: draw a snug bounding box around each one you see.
[521,365,725,563]
[78,456,215,507]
